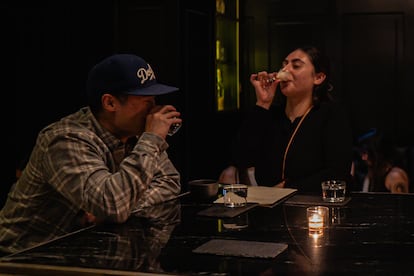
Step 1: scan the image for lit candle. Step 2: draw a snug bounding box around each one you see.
[309,213,323,230]
[307,206,327,237]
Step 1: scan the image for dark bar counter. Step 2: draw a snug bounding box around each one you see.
[1,192,414,275]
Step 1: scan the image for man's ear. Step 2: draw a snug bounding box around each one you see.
[102,93,116,111]
[314,72,326,85]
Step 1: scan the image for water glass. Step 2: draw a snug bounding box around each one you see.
[223,184,248,207]
[321,180,346,203]
[167,120,182,136]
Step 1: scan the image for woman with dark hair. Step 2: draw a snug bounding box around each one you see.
[354,128,410,193]
[220,46,353,193]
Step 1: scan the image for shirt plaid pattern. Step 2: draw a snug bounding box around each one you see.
[0,107,180,254]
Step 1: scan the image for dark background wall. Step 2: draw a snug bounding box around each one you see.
[6,0,414,205]
[7,1,117,205]
[244,0,414,144]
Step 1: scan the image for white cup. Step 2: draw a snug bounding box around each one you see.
[222,184,248,207]
[321,180,346,203]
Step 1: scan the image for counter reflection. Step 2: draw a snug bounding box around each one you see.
[1,200,181,274]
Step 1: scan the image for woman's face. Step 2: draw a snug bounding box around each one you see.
[279,49,323,99]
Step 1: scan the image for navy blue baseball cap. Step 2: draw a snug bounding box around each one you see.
[86,54,179,99]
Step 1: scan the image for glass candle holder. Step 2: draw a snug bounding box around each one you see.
[307,206,329,237]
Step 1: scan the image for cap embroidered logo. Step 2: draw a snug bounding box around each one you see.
[137,64,156,84]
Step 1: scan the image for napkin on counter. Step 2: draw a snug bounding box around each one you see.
[214,186,297,207]
[193,239,288,259]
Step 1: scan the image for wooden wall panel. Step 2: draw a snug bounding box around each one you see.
[114,0,180,88]
[341,13,404,141]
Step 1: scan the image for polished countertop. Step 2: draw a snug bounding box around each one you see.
[1,192,414,275]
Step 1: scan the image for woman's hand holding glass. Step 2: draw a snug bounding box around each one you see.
[250,71,279,110]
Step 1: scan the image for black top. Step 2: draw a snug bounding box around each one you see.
[232,102,353,193]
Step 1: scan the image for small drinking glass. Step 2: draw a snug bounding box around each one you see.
[275,69,292,81]
[321,180,346,203]
[167,120,182,136]
[223,184,248,207]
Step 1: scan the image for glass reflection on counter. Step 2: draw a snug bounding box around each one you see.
[1,200,181,274]
[218,213,249,232]
[330,207,346,225]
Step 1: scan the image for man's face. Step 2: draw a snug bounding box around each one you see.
[113,95,156,138]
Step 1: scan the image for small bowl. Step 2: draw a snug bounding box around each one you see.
[188,179,219,202]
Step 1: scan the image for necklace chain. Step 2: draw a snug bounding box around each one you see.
[281,106,313,180]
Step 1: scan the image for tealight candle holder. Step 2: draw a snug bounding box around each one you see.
[307,206,329,237]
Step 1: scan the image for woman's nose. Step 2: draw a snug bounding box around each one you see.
[279,65,288,72]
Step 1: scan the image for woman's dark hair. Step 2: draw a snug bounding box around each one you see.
[355,128,406,192]
[274,45,333,106]
[299,45,333,105]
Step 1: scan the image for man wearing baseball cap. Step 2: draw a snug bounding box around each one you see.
[0,54,182,255]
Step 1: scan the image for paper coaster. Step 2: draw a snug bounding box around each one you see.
[193,239,288,258]
[197,203,258,218]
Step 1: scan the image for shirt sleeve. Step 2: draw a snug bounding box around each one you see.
[43,131,180,223]
[131,135,181,210]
